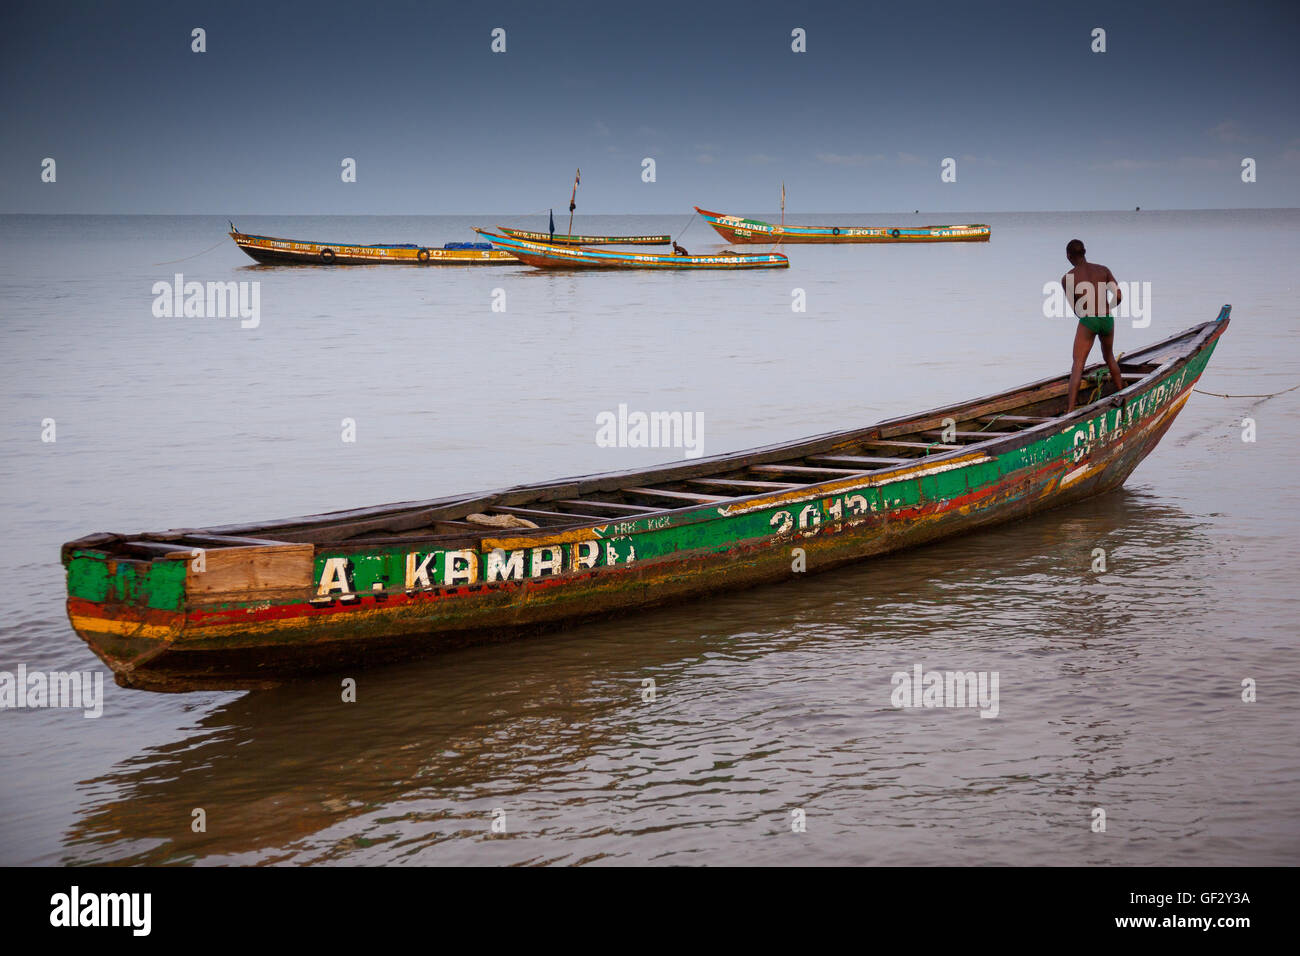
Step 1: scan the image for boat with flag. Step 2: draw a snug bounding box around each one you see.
[498,227,671,246]
[695,207,991,244]
[500,169,672,245]
[477,229,790,270]
[62,307,1230,691]
[228,226,518,265]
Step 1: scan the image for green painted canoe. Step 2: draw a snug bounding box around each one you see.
[63,307,1230,691]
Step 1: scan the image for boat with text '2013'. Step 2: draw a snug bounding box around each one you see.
[228,227,518,265]
[695,207,991,244]
[62,308,1229,691]
[477,229,790,269]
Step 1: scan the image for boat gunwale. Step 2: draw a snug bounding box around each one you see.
[61,310,1228,558]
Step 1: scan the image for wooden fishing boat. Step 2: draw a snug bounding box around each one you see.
[695,207,991,244]
[478,229,790,270]
[229,227,518,265]
[498,227,671,246]
[62,307,1230,692]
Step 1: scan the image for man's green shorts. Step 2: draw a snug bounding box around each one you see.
[1079,315,1115,336]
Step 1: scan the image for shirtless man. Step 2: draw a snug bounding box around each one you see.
[1061,238,1126,412]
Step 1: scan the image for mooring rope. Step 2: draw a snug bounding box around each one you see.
[497,206,553,226]
[150,237,228,266]
[894,376,1296,462]
[673,208,699,245]
[1193,383,1300,400]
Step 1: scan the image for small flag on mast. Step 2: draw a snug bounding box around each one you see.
[549,208,555,239]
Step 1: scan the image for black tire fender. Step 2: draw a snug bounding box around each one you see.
[320,248,336,263]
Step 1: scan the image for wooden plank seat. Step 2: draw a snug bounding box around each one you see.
[805,455,911,468]
[919,430,1018,441]
[976,415,1052,424]
[554,499,661,515]
[687,478,802,492]
[749,464,863,479]
[862,440,963,452]
[623,487,730,505]
[493,505,604,523]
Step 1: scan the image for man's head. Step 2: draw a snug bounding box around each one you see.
[1066,239,1086,265]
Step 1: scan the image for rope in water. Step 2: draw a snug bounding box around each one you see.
[1193,383,1300,399]
[150,237,228,266]
[915,379,1299,458]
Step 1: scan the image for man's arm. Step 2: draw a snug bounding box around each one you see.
[1061,272,1075,317]
[1105,266,1122,313]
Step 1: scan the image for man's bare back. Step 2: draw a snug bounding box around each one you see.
[1063,260,1118,319]
[1061,239,1125,413]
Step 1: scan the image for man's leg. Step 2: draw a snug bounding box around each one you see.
[1098,332,1125,396]
[1066,323,1095,413]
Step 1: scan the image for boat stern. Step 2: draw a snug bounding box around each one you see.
[62,535,317,690]
[63,536,190,685]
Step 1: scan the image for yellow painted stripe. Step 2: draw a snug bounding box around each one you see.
[69,614,176,641]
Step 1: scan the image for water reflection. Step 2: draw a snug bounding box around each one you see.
[62,489,1218,865]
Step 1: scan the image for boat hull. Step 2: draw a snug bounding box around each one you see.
[63,313,1229,691]
[695,208,991,244]
[499,228,671,246]
[230,231,518,265]
[478,230,790,269]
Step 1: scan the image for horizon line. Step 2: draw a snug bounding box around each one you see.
[3,206,1298,217]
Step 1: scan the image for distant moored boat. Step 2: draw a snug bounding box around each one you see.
[695,207,991,244]
[228,227,518,265]
[498,227,671,246]
[478,229,790,270]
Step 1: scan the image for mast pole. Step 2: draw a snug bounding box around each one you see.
[567,168,580,236]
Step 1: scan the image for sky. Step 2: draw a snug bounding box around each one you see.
[1,0,1297,214]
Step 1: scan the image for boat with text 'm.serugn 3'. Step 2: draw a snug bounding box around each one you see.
[61,307,1230,692]
[497,227,671,246]
[477,229,790,269]
[695,207,992,244]
[228,226,518,265]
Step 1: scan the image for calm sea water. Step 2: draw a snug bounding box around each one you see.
[0,210,1296,865]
